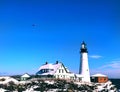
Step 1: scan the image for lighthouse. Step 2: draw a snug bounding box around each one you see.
[79,41,90,82]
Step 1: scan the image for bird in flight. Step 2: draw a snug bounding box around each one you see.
[32,24,36,27]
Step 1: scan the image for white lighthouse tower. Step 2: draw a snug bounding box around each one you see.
[79,41,90,82]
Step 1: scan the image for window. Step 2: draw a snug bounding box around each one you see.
[46,69,48,72]
[42,69,44,73]
[100,78,102,80]
[51,69,54,71]
[62,69,64,73]
[41,69,50,73]
[44,69,46,73]
[59,69,64,73]
[59,69,61,73]
[104,78,107,81]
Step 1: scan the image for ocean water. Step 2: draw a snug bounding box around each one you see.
[109,79,120,91]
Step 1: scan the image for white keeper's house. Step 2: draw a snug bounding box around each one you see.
[36,41,90,83]
[36,61,77,80]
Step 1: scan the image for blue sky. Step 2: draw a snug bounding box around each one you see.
[0,0,120,78]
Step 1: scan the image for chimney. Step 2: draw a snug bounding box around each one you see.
[45,61,48,64]
[56,61,58,64]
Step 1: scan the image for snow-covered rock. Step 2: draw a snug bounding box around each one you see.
[0,76,19,84]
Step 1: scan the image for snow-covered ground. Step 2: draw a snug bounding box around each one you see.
[0,76,117,92]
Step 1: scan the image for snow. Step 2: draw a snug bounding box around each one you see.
[19,80,31,84]
[65,67,70,72]
[91,73,107,77]
[37,63,61,75]
[0,88,8,92]
[45,80,54,84]
[0,76,19,84]
[76,74,83,77]
[39,63,54,70]
[21,73,30,78]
